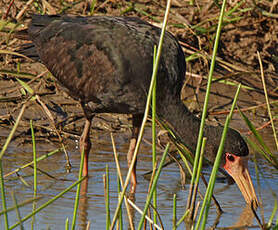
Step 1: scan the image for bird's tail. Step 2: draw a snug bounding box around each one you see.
[13,27,40,62]
[16,42,40,62]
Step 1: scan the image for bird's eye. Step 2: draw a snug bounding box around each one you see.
[226,153,235,162]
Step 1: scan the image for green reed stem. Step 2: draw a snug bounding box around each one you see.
[137,143,169,230]
[4,148,61,178]
[30,121,37,194]
[71,149,85,230]
[268,199,277,228]
[188,0,228,221]
[117,176,123,230]
[65,218,69,230]
[176,209,190,227]
[172,194,177,230]
[190,137,206,221]
[109,1,172,228]
[0,103,27,160]
[257,51,278,151]
[10,177,85,229]
[195,84,241,230]
[105,165,111,230]
[110,133,134,230]
[0,197,41,216]
[190,0,227,189]
[30,120,37,230]
[0,160,9,229]
[152,45,158,225]
[11,192,23,230]
[195,138,206,187]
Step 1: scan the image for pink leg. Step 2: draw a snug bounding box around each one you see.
[127,114,143,193]
[80,118,92,177]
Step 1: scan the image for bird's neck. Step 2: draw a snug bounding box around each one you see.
[157,95,203,152]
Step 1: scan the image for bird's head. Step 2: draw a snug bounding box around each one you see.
[205,127,258,206]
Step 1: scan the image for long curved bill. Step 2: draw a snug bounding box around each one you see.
[224,155,258,206]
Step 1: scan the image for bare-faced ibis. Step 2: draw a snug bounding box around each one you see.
[21,14,257,204]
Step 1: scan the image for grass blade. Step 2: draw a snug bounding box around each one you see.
[238,109,278,169]
[16,78,34,95]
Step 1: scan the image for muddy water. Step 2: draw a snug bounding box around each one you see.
[1,124,278,230]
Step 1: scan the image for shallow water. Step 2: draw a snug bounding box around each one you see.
[1,125,278,230]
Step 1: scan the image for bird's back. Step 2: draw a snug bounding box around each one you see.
[28,15,186,114]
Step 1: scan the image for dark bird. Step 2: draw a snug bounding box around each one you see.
[21,14,257,204]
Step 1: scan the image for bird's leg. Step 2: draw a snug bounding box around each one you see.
[80,116,93,177]
[127,114,143,193]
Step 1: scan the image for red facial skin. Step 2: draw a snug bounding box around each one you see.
[224,152,258,206]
